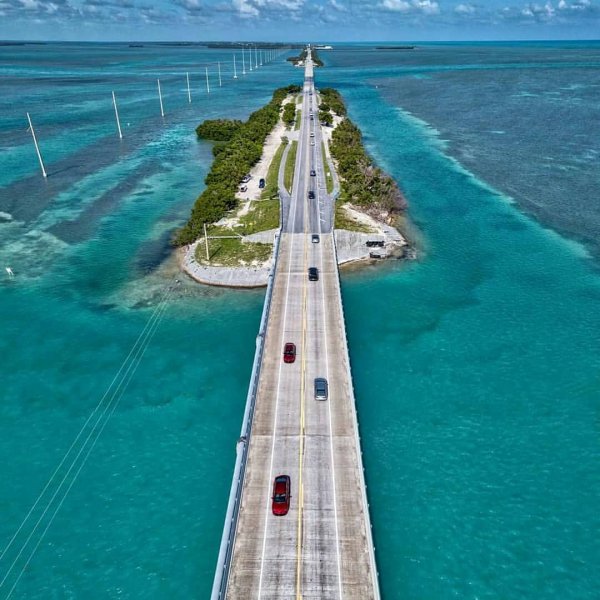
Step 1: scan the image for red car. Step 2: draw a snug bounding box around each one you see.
[283,342,296,363]
[272,475,291,516]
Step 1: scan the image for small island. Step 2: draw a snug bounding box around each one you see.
[176,82,414,287]
[287,47,324,67]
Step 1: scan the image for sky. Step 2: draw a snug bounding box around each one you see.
[0,0,598,42]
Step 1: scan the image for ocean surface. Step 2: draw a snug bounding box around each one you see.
[0,41,599,599]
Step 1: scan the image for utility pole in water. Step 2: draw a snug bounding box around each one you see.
[26,112,47,178]
[112,91,123,139]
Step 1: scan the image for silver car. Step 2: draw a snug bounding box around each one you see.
[314,378,328,401]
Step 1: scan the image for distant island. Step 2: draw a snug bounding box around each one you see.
[205,42,302,49]
[376,46,416,50]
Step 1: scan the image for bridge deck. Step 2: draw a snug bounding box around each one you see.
[224,48,378,600]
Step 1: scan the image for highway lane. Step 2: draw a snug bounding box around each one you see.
[225,49,378,600]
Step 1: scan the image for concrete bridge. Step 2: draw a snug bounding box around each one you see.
[212,48,380,600]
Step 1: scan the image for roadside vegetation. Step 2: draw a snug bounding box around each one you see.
[321,90,407,220]
[294,110,301,130]
[318,88,346,117]
[330,118,407,217]
[321,142,334,194]
[175,83,301,245]
[282,102,296,128]
[285,141,297,193]
[262,141,285,201]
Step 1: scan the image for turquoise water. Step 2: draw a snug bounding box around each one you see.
[1,43,599,599]
[322,45,600,599]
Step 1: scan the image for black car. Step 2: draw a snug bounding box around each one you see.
[308,191,315,200]
[259,178,266,189]
[308,267,319,281]
[310,170,316,177]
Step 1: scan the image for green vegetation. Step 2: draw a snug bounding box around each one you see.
[334,202,375,233]
[195,237,272,267]
[175,84,301,245]
[294,110,301,130]
[282,102,296,128]
[330,117,407,216]
[239,199,280,233]
[285,141,297,193]
[319,110,333,127]
[318,88,346,117]
[262,141,285,201]
[196,119,243,141]
[321,142,334,194]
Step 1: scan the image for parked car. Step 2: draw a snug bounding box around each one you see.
[311,234,320,243]
[310,169,316,177]
[239,185,247,193]
[272,475,291,516]
[259,178,266,189]
[283,342,296,363]
[308,267,319,281]
[314,378,328,401]
[308,191,315,200]
[241,174,251,183]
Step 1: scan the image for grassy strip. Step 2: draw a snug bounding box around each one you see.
[175,83,301,245]
[262,142,285,201]
[294,110,302,131]
[239,199,280,234]
[195,237,272,267]
[321,141,334,194]
[285,141,298,193]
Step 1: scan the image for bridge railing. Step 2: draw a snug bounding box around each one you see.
[330,232,382,600]
[210,205,284,600]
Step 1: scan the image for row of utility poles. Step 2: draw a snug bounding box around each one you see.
[27,46,289,178]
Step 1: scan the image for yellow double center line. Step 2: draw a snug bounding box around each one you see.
[295,88,311,600]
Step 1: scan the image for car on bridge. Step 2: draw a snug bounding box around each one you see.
[272,475,291,516]
[283,342,296,363]
[308,267,319,281]
[312,234,320,243]
[308,190,315,199]
[310,169,316,176]
[314,378,328,401]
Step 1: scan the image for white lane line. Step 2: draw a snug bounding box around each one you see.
[316,119,343,599]
[256,76,307,599]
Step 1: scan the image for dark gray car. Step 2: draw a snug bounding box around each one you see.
[314,378,328,401]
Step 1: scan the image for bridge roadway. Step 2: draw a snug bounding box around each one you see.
[224,50,379,599]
